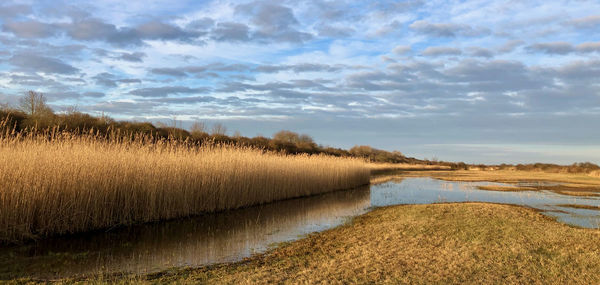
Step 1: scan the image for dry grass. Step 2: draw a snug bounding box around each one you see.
[368,163,450,184]
[408,170,600,185]
[556,204,600,211]
[63,203,600,284]
[0,124,369,243]
[476,185,536,192]
[403,170,600,197]
[368,162,450,172]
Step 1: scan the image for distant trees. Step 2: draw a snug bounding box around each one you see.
[350,145,411,163]
[211,123,227,135]
[0,95,431,164]
[19,91,52,116]
[271,130,317,153]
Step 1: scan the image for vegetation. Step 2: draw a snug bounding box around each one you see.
[0,117,369,243]
[477,185,536,192]
[470,162,600,175]
[46,203,600,284]
[0,91,431,164]
[403,170,600,197]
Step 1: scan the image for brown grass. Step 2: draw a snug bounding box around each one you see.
[403,170,600,197]
[0,126,369,243]
[65,203,600,284]
[556,204,600,211]
[367,163,451,171]
[477,185,536,192]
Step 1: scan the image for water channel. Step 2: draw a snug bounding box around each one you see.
[1,177,598,279]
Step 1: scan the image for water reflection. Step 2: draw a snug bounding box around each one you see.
[1,177,599,280]
[0,186,371,279]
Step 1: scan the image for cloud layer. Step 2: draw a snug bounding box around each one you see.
[0,0,599,164]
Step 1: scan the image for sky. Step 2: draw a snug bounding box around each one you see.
[0,0,599,164]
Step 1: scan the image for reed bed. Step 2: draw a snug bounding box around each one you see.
[0,120,369,243]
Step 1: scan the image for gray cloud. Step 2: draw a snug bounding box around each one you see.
[498,40,524,53]
[234,1,313,43]
[526,42,574,54]
[2,20,59,38]
[256,63,343,73]
[135,20,202,41]
[0,4,32,18]
[117,52,146,62]
[409,20,490,37]
[576,42,600,53]
[421,46,462,56]
[566,15,600,29]
[3,16,202,46]
[150,68,187,77]
[211,22,250,42]
[9,53,79,74]
[468,47,494,58]
[92,73,141,87]
[526,41,600,54]
[82,91,105,98]
[128,86,210,97]
[186,18,215,30]
[316,24,355,37]
[146,63,346,78]
[392,45,411,54]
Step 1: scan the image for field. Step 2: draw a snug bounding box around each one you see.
[0,127,369,243]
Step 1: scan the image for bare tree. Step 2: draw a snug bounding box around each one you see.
[19,91,51,116]
[211,122,227,135]
[190,121,206,135]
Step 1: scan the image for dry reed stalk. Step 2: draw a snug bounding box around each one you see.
[0,118,369,242]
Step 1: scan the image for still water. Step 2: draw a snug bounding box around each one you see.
[1,177,598,279]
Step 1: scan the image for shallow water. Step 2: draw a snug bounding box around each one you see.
[1,177,599,279]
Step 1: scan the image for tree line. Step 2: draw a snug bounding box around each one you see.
[1,91,442,165]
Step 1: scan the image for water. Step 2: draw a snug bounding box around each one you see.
[1,177,598,279]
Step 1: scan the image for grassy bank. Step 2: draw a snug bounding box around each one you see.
[46,203,600,284]
[0,130,369,243]
[402,170,600,196]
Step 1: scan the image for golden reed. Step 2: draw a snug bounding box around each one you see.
[0,118,369,242]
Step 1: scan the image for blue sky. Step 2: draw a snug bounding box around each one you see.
[0,0,599,164]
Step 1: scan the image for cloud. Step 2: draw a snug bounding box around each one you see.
[498,40,524,53]
[211,22,250,42]
[576,42,600,53]
[82,91,105,98]
[526,42,574,54]
[468,47,494,58]
[9,53,79,74]
[526,41,600,54]
[234,1,313,43]
[316,24,355,37]
[392,45,411,54]
[421,46,462,56]
[92,73,141,87]
[128,86,210,97]
[3,16,202,46]
[2,20,59,38]
[409,20,489,37]
[566,15,600,29]
[0,4,32,18]
[117,52,146,62]
[135,20,202,41]
[256,63,343,73]
[186,18,215,30]
[150,68,187,77]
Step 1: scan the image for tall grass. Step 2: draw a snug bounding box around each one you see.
[0,119,369,243]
